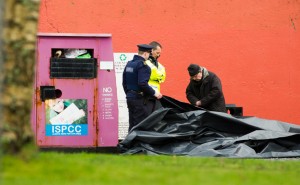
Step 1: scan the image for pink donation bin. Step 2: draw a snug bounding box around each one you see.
[32,33,118,148]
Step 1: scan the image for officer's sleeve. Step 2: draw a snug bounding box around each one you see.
[159,64,166,83]
[137,64,155,96]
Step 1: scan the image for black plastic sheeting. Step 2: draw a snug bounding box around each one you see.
[118,96,300,158]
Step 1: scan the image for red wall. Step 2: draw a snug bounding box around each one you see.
[38,0,300,125]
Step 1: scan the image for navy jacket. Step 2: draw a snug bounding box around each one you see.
[122,55,155,98]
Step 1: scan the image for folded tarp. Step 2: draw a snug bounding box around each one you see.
[118,96,300,158]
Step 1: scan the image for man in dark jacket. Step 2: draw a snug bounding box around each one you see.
[186,64,226,112]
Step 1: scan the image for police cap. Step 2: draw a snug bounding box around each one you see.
[137,44,153,52]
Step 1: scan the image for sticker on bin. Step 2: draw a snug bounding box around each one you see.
[45,99,88,136]
[100,61,114,70]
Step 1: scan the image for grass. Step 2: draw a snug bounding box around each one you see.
[1,150,300,185]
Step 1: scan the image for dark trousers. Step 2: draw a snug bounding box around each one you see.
[127,97,155,131]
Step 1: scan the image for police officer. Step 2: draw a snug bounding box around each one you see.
[145,41,166,111]
[122,44,163,131]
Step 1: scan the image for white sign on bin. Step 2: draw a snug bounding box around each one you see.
[100,61,114,70]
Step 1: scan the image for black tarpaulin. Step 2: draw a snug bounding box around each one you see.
[118,96,300,158]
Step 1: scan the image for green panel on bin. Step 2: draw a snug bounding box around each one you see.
[50,58,97,79]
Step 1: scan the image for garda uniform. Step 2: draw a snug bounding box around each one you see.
[122,44,156,131]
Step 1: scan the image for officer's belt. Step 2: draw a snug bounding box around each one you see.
[127,90,144,95]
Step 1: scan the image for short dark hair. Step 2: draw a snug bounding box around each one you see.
[149,41,162,50]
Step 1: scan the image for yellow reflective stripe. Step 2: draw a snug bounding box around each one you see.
[148,80,160,91]
[145,60,156,69]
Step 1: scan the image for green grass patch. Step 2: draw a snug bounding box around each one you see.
[1,152,300,185]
